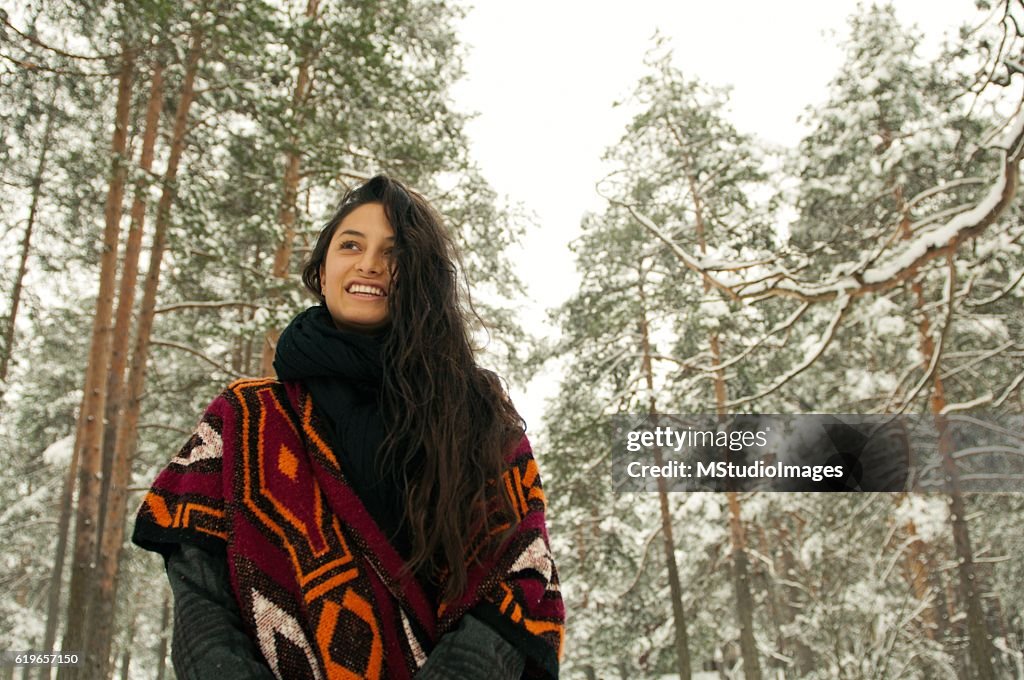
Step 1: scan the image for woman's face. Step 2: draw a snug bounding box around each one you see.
[319,202,395,333]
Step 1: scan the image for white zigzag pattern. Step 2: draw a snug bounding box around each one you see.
[508,535,554,584]
[171,421,222,466]
[251,588,324,680]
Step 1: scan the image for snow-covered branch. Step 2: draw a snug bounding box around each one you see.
[687,302,810,375]
[615,98,1024,305]
[939,341,1016,382]
[907,176,988,207]
[993,368,1024,407]
[940,392,996,414]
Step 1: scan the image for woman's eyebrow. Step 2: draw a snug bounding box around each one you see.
[337,229,395,241]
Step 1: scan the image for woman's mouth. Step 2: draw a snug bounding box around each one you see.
[346,283,387,298]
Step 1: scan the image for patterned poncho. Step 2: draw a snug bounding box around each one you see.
[133,378,564,679]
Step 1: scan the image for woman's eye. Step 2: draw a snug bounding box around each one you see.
[339,240,360,250]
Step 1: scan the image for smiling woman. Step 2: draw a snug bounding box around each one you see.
[132,175,564,680]
[316,202,395,333]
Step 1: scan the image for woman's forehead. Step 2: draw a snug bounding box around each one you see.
[335,203,395,238]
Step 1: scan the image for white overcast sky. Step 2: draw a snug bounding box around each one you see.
[449,1,977,431]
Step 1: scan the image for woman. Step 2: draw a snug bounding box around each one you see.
[133,175,564,679]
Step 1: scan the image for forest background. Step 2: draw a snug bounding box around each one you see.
[1,0,1023,679]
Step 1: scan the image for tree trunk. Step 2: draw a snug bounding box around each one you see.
[97,60,164,566]
[726,490,762,680]
[155,591,171,680]
[84,39,202,680]
[231,308,245,373]
[117,648,131,680]
[776,520,814,675]
[911,271,996,679]
[0,88,57,397]
[262,0,320,375]
[755,524,785,675]
[59,45,136,678]
[902,515,940,640]
[690,158,762,680]
[116,607,137,680]
[32,97,68,680]
[243,330,254,376]
[38,456,77,680]
[638,271,692,680]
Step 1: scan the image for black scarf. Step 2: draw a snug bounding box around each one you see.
[273,304,406,544]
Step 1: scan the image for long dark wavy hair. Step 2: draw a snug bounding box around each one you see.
[302,174,524,600]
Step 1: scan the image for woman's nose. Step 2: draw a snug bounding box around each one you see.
[356,249,383,274]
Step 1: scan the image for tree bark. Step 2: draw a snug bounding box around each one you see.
[58,44,136,678]
[84,38,202,680]
[261,0,320,375]
[690,155,762,680]
[117,648,131,680]
[97,60,164,567]
[0,88,58,398]
[38,456,77,680]
[911,270,996,679]
[22,94,64,680]
[755,523,785,674]
[116,606,136,680]
[638,271,692,680]
[902,515,940,640]
[155,591,170,680]
[776,519,814,674]
[726,490,762,680]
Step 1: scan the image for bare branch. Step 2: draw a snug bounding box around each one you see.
[964,267,1024,307]
[724,293,854,409]
[154,300,265,314]
[614,525,664,600]
[950,414,1024,442]
[137,422,192,435]
[939,341,1015,382]
[675,302,810,376]
[0,51,115,76]
[150,339,248,378]
[1,15,118,61]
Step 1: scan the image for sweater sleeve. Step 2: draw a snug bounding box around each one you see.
[414,611,525,679]
[165,543,277,680]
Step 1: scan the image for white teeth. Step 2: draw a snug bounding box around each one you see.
[348,283,385,297]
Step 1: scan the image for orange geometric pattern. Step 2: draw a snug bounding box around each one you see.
[315,589,385,680]
[142,495,227,541]
[503,457,547,520]
[134,378,564,679]
[278,444,299,480]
